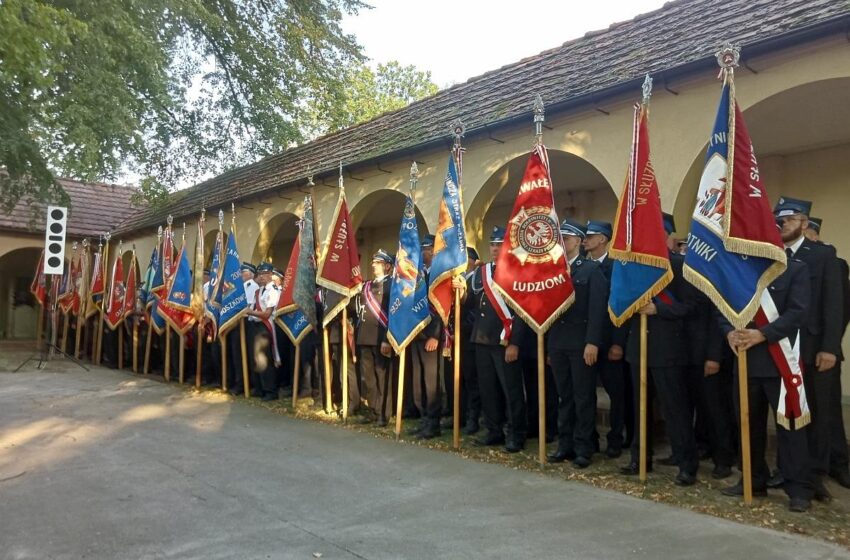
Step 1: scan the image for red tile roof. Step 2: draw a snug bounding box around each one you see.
[109,0,849,234]
[0,178,139,238]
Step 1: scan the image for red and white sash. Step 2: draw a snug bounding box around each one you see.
[754,290,810,429]
[363,280,388,328]
[483,263,512,346]
[255,289,281,366]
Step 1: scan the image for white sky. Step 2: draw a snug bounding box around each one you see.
[342,0,669,87]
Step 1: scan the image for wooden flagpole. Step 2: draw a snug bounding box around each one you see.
[178,334,185,383]
[291,344,301,408]
[132,321,139,373]
[537,333,547,464]
[453,289,462,449]
[95,233,110,365]
[221,337,228,391]
[322,327,332,413]
[74,312,84,359]
[60,313,70,354]
[738,349,753,504]
[341,308,349,421]
[395,348,407,440]
[35,303,44,347]
[239,318,249,398]
[639,313,648,482]
[118,325,124,370]
[164,324,172,381]
[143,321,154,374]
[195,323,203,388]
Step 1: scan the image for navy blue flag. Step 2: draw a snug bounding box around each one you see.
[218,227,248,336]
[205,230,224,340]
[387,194,431,352]
[428,154,467,324]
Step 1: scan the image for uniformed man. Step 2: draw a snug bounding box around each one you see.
[547,219,608,467]
[584,219,631,457]
[354,250,394,426]
[407,234,443,439]
[620,212,699,486]
[246,262,281,401]
[719,254,814,512]
[804,217,821,242]
[775,197,846,499]
[455,227,528,453]
[271,267,293,397]
[228,262,258,395]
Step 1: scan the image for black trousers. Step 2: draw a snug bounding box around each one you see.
[829,363,849,473]
[410,339,441,422]
[597,355,627,451]
[296,335,321,399]
[628,364,699,475]
[442,342,482,423]
[247,321,279,396]
[226,326,248,392]
[357,345,392,418]
[734,374,814,499]
[476,344,527,441]
[701,362,737,468]
[686,364,711,452]
[803,364,841,476]
[550,349,598,458]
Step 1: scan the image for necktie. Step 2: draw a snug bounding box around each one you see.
[786,248,793,259]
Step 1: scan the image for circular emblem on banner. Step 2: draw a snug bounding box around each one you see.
[508,206,564,265]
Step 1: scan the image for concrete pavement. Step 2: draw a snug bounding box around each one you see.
[2,362,849,560]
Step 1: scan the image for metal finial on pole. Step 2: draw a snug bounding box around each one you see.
[338,161,344,189]
[231,202,236,226]
[409,162,419,201]
[533,94,545,144]
[182,222,186,242]
[642,74,653,104]
[715,42,741,82]
[104,231,112,243]
[451,119,465,151]
[166,215,173,228]
[218,209,224,230]
[72,241,78,251]
[82,238,90,249]
[157,225,163,242]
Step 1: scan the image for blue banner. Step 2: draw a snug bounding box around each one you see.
[141,246,157,308]
[388,194,431,352]
[276,309,313,345]
[218,228,248,336]
[205,232,224,338]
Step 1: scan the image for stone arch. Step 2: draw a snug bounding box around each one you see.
[349,189,429,279]
[251,211,299,267]
[672,77,850,246]
[0,247,43,339]
[466,149,618,257]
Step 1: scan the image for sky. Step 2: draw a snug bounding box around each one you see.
[341,0,669,87]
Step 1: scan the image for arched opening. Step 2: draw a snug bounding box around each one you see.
[673,77,850,248]
[0,247,43,339]
[466,149,618,256]
[349,189,429,280]
[252,212,299,267]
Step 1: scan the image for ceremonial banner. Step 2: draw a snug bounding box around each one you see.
[682,84,786,327]
[204,230,224,340]
[86,246,104,319]
[293,198,318,329]
[104,253,125,330]
[316,188,362,325]
[57,258,75,314]
[123,251,138,319]
[493,145,574,332]
[191,218,205,322]
[141,246,158,311]
[388,194,431,352]
[217,227,248,336]
[30,250,47,307]
[158,244,196,335]
[72,249,88,316]
[608,101,673,326]
[274,231,313,344]
[428,154,467,324]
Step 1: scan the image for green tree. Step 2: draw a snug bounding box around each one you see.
[0,0,366,211]
[306,60,439,136]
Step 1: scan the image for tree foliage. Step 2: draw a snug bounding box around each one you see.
[0,0,367,211]
[306,61,439,136]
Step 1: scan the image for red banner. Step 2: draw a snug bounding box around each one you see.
[275,233,301,315]
[493,145,574,333]
[316,189,362,323]
[123,253,137,318]
[105,255,125,330]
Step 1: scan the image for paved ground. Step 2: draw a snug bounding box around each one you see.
[2,355,850,560]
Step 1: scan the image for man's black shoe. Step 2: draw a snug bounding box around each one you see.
[416,424,441,440]
[814,479,832,503]
[829,469,850,489]
[766,470,785,489]
[547,448,576,463]
[462,418,480,435]
[606,446,622,459]
[573,456,591,469]
[675,471,697,486]
[620,461,653,476]
[229,388,243,396]
[406,422,424,436]
[788,497,811,512]
[440,417,454,430]
[504,439,525,454]
[721,480,767,497]
[250,389,263,398]
[659,455,677,467]
[376,416,388,428]
[474,432,505,447]
[261,393,277,402]
[711,465,733,479]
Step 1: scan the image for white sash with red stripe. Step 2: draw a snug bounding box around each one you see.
[754,290,810,430]
[483,263,512,346]
[255,289,281,366]
[363,280,388,328]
